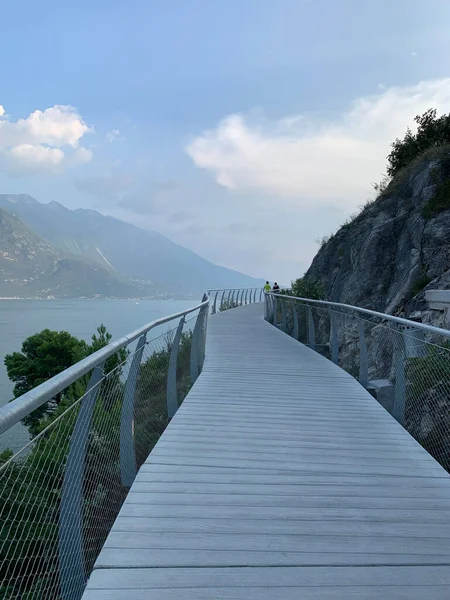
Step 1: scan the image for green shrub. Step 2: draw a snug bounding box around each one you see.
[291,277,325,300]
[410,273,431,296]
[423,176,450,218]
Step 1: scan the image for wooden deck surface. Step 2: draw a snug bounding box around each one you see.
[83,303,450,599]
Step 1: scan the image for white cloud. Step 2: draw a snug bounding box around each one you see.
[106,129,120,143]
[0,104,92,174]
[5,144,64,172]
[73,147,93,164]
[186,78,450,209]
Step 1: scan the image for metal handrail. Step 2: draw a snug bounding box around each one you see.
[0,297,209,435]
[265,291,450,339]
[207,287,262,292]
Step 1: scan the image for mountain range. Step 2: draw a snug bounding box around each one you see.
[0,195,262,298]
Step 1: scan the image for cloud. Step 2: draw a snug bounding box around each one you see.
[0,104,92,174]
[118,181,176,215]
[186,78,450,209]
[75,174,177,215]
[167,210,193,224]
[106,129,120,143]
[5,144,65,173]
[74,172,134,202]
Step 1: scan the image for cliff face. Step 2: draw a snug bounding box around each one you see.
[305,157,450,320]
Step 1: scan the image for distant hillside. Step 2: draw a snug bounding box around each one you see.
[0,195,263,297]
[0,208,151,298]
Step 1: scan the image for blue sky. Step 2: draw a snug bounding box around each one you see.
[1,0,450,282]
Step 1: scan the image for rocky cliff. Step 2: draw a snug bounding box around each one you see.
[305,155,450,323]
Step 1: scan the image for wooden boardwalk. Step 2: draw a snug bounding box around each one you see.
[83,303,450,599]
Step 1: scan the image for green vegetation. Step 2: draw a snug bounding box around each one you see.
[423,174,450,218]
[4,325,127,437]
[410,273,432,296]
[0,324,192,599]
[387,109,450,177]
[291,277,325,300]
[405,342,450,472]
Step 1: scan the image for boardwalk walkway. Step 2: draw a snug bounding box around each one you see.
[83,303,450,599]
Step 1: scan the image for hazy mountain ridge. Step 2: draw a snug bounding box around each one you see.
[0,195,262,297]
[0,207,146,298]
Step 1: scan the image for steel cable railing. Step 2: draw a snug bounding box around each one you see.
[0,298,210,600]
[265,291,450,473]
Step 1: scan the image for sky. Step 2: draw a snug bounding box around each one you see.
[1,0,450,283]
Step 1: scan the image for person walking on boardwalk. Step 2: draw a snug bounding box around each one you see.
[273,282,280,293]
[264,281,271,292]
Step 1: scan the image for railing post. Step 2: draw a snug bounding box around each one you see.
[272,295,278,326]
[230,290,235,308]
[281,298,287,333]
[219,290,226,312]
[166,316,185,419]
[291,301,299,340]
[212,291,218,315]
[259,288,263,302]
[190,294,208,384]
[199,298,209,369]
[59,363,104,600]
[120,334,146,487]
[330,311,339,364]
[357,318,368,388]
[392,327,406,425]
[244,289,248,305]
[307,306,316,352]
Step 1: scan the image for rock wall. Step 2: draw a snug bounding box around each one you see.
[305,157,450,324]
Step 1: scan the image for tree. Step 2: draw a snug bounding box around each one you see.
[4,330,89,435]
[89,324,128,375]
[4,324,123,437]
[387,109,450,177]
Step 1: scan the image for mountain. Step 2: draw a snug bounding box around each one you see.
[0,195,263,297]
[303,153,450,324]
[0,208,153,298]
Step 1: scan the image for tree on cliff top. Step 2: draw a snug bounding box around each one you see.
[387,109,450,177]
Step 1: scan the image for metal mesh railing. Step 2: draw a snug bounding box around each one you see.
[208,287,263,314]
[0,300,209,600]
[265,292,450,474]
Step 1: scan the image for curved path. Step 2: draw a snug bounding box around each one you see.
[83,303,450,599]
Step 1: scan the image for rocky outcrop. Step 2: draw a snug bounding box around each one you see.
[305,157,450,324]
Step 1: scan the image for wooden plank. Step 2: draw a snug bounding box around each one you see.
[119,502,450,522]
[83,586,450,600]
[85,565,450,588]
[102,530,450,554]
[111,516,450,538]
[144,455,446,478]
[136,469,450,488]
[96,548,450,568]
[130,481,450,498]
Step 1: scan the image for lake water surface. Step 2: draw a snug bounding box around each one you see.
[0,299,197,452]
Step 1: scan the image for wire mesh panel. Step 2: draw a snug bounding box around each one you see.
[0,306,205,600]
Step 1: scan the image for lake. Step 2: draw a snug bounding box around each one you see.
[0,298,197,452]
